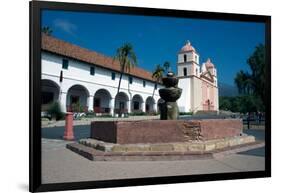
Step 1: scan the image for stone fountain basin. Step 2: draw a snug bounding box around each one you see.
[90,119,243,144]
[159,87,182,102]
[162,77,179,87]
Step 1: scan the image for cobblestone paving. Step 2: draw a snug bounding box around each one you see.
[41,137,265,184]
[41,123,266,184]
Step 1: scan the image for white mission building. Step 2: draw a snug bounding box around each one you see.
[41,34,219,116]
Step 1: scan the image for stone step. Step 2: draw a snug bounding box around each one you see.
[66,141,264,161]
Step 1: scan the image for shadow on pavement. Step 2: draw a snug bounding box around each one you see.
[243,129,265,141]
[42,125,91,141]
[238,147,265,157]
[239,129,265,157]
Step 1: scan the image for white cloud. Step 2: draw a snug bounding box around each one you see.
[53,19,77,36]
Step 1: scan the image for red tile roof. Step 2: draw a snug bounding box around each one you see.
[205,58,215,68]
[179,41,196,53]
[41,34,156,82]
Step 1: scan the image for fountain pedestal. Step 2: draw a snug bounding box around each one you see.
[66,71,261,161]
[159,72,182,120]
[90,119,243,144]
[159,102,179,120]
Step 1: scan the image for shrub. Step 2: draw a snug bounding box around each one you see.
[71,102,84,112]
[85,111,95,118]
[129,112,146,116]
[179,112,193,116]
[47,101,64,120]
[100,114,113,118]
[41,117,50,121]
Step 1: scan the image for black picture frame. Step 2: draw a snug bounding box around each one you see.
[30,0,271,192]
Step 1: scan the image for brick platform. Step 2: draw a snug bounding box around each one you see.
[91,119,243,144]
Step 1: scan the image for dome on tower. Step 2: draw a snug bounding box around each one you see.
[205,58,215,68]
[180,40,196,53]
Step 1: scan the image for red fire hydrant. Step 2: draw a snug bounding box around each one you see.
[63,112,74,140]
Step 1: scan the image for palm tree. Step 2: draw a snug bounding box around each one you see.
[42,26,53,36]
[163,61,170,74]
[152,64,164,98]
[235,70,253,94]
[114,43,137,114]
[235,70,245,94]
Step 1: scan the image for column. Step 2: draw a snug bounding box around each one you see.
[127,100,131,113]
[142,101,146,112]
[88,95,94,112]
[60,92,67,112]
[110,98,114,116]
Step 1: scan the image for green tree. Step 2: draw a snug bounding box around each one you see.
[152,64,164,98]
[114,43,137,113]
[237,95,260,114]
[219,96,232,111]
[247,44,266,103]
[219,95,264,114]
[42,26,53,36]
[47,101,64,120]
[235,70,252,94]
[234,44,266,113]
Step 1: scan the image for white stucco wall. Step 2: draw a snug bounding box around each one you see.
[41,52,162,113]
[177,78,191,112]
[177,52,199,64]
[177,51,200,77]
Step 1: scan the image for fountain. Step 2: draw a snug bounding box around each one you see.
[66,71,262,161]
[159,71,182,120]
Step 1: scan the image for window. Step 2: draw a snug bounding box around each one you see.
[90,66,95,75]
[195,55,197,62]
[111,72,115,80]
[154,84,157,89]
[184,54,187,62]
[196,68,198,76]
[183,67,187,76]
[62,59,69,69]
[129,76,133,84]
[143,80,146,87]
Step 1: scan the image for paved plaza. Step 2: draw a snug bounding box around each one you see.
[41,115,161,128]
[41,123,265,184]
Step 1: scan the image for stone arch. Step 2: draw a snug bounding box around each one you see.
[131,94,144,113]
[66,84,90,112]
[145,96,155,113]
[94,89,112,114]
[115,92,129,114]
[41,79,60,111]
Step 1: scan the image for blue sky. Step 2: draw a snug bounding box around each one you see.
[42,10,265,86]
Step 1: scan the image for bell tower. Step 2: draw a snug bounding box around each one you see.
[202,58,218,87]
[177,41,200,77]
